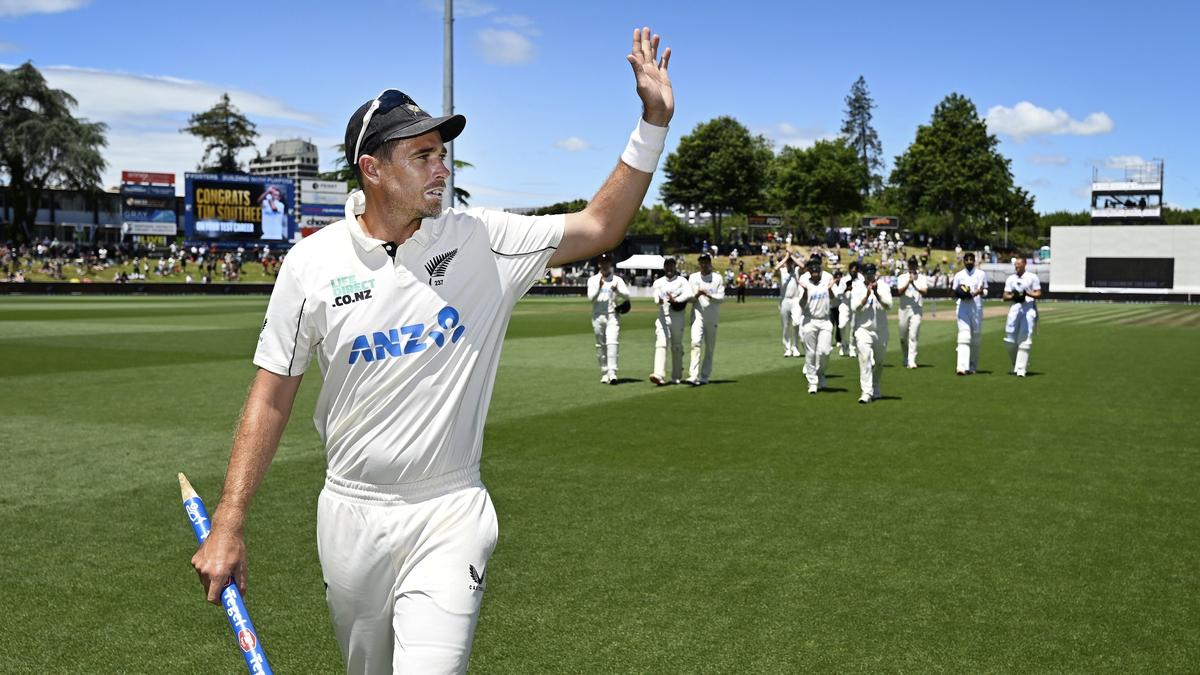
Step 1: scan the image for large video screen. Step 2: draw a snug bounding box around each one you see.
[1085,258,1174,289]
[184,173,295,243]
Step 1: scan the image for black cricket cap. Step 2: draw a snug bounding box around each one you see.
[805,257,822,271]
[344,90,466,167]
[863,263,878,275]
[597,252,613,263]
[908,256,919,268]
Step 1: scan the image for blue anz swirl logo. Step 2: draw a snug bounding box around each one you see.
[348,306,466,365]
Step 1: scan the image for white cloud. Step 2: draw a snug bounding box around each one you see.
[0,0,88,17]
[554,137,590,152]
[762,122,838,151]
[477,28,535,64]
[33,65,320,125]
[0,41,20,52]
[1106,155,1146,169]
[1030,154,1069,166]
[1,64,328,190]
[492,14,541,35]
[985,101,1114,142]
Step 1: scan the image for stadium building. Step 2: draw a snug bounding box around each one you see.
[248,139,320,183]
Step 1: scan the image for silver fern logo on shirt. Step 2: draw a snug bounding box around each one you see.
[425,249,458,286]
[468,564,486,591]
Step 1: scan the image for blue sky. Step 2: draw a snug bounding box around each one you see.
[4,0,1199,213]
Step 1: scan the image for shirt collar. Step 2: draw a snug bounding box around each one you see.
[345,190,385,253]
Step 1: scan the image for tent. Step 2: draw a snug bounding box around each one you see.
[616,254,666,270]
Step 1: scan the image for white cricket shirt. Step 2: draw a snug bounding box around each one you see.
[798,271,834,321]
[652,273,692,314]
[688,271,725,314]
[254,190,564,490]
[1004,270,1040,306]
[952,267,987,311]
[897,272,928,312]
[780,268,801,302]
[587,273,629,316]
[851,282,893,335]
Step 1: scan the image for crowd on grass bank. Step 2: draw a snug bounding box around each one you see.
[546,229,1010,290]
[0,239,285,284]
[5,229,1011,289]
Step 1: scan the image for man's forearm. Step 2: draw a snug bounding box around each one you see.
[213,369,300,530]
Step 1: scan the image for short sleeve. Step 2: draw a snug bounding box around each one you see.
[1028,275,1041,291]
[1004,276,1016,293]
[477,209,565,297]
[253,257,316,377]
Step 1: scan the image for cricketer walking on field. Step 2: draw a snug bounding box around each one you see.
[587,252,630,384]
[896,256,929,369]
[650,257,692,385]
[190,27,674,675]
[777,254,802,357]
[796,257,834,394]
[852,263,892,403]
[835,261,862,357]
[686,253,724,385]
[1003,258,1042,377]
[952,251,987,375]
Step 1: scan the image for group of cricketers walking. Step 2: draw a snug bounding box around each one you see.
[588,249,1042,402]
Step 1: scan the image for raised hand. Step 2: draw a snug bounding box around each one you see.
[626,27,673,126]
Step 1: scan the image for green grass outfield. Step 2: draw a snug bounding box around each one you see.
[1,296,1197,673]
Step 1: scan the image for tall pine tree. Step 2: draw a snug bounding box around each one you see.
[840,76,883,197]
[181,93,257,173]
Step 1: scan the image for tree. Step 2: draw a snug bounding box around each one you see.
[181,93,257,173]
[529,198,590,216]
[770,138,866,237]
[319,143,358,190]
[449,159,472,207]
[840,76,883,196]
[889,93,1014,243]
[1002,186,1041,252]
[0,62,107,241]
[660,116,773,244]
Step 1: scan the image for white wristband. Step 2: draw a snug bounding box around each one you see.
[620,118,668,173]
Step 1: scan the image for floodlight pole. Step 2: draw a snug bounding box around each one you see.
[1004,216,1009,250]
[443,0,455,211]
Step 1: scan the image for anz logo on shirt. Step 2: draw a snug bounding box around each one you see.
[348,305,467,365]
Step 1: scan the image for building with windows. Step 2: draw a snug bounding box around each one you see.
[247,139,320,182]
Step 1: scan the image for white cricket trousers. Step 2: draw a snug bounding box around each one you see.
[689,309,719,382]
[898,306,923,367]
[801,318,833,386]
[1004,302,1038,375]
[955,303,982,372]
[854,327,887,398]
[780,299,800,355]
[317,472,498,675]
[592,313,620,375]
[653,309,687,381]
[837,304,855,356]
